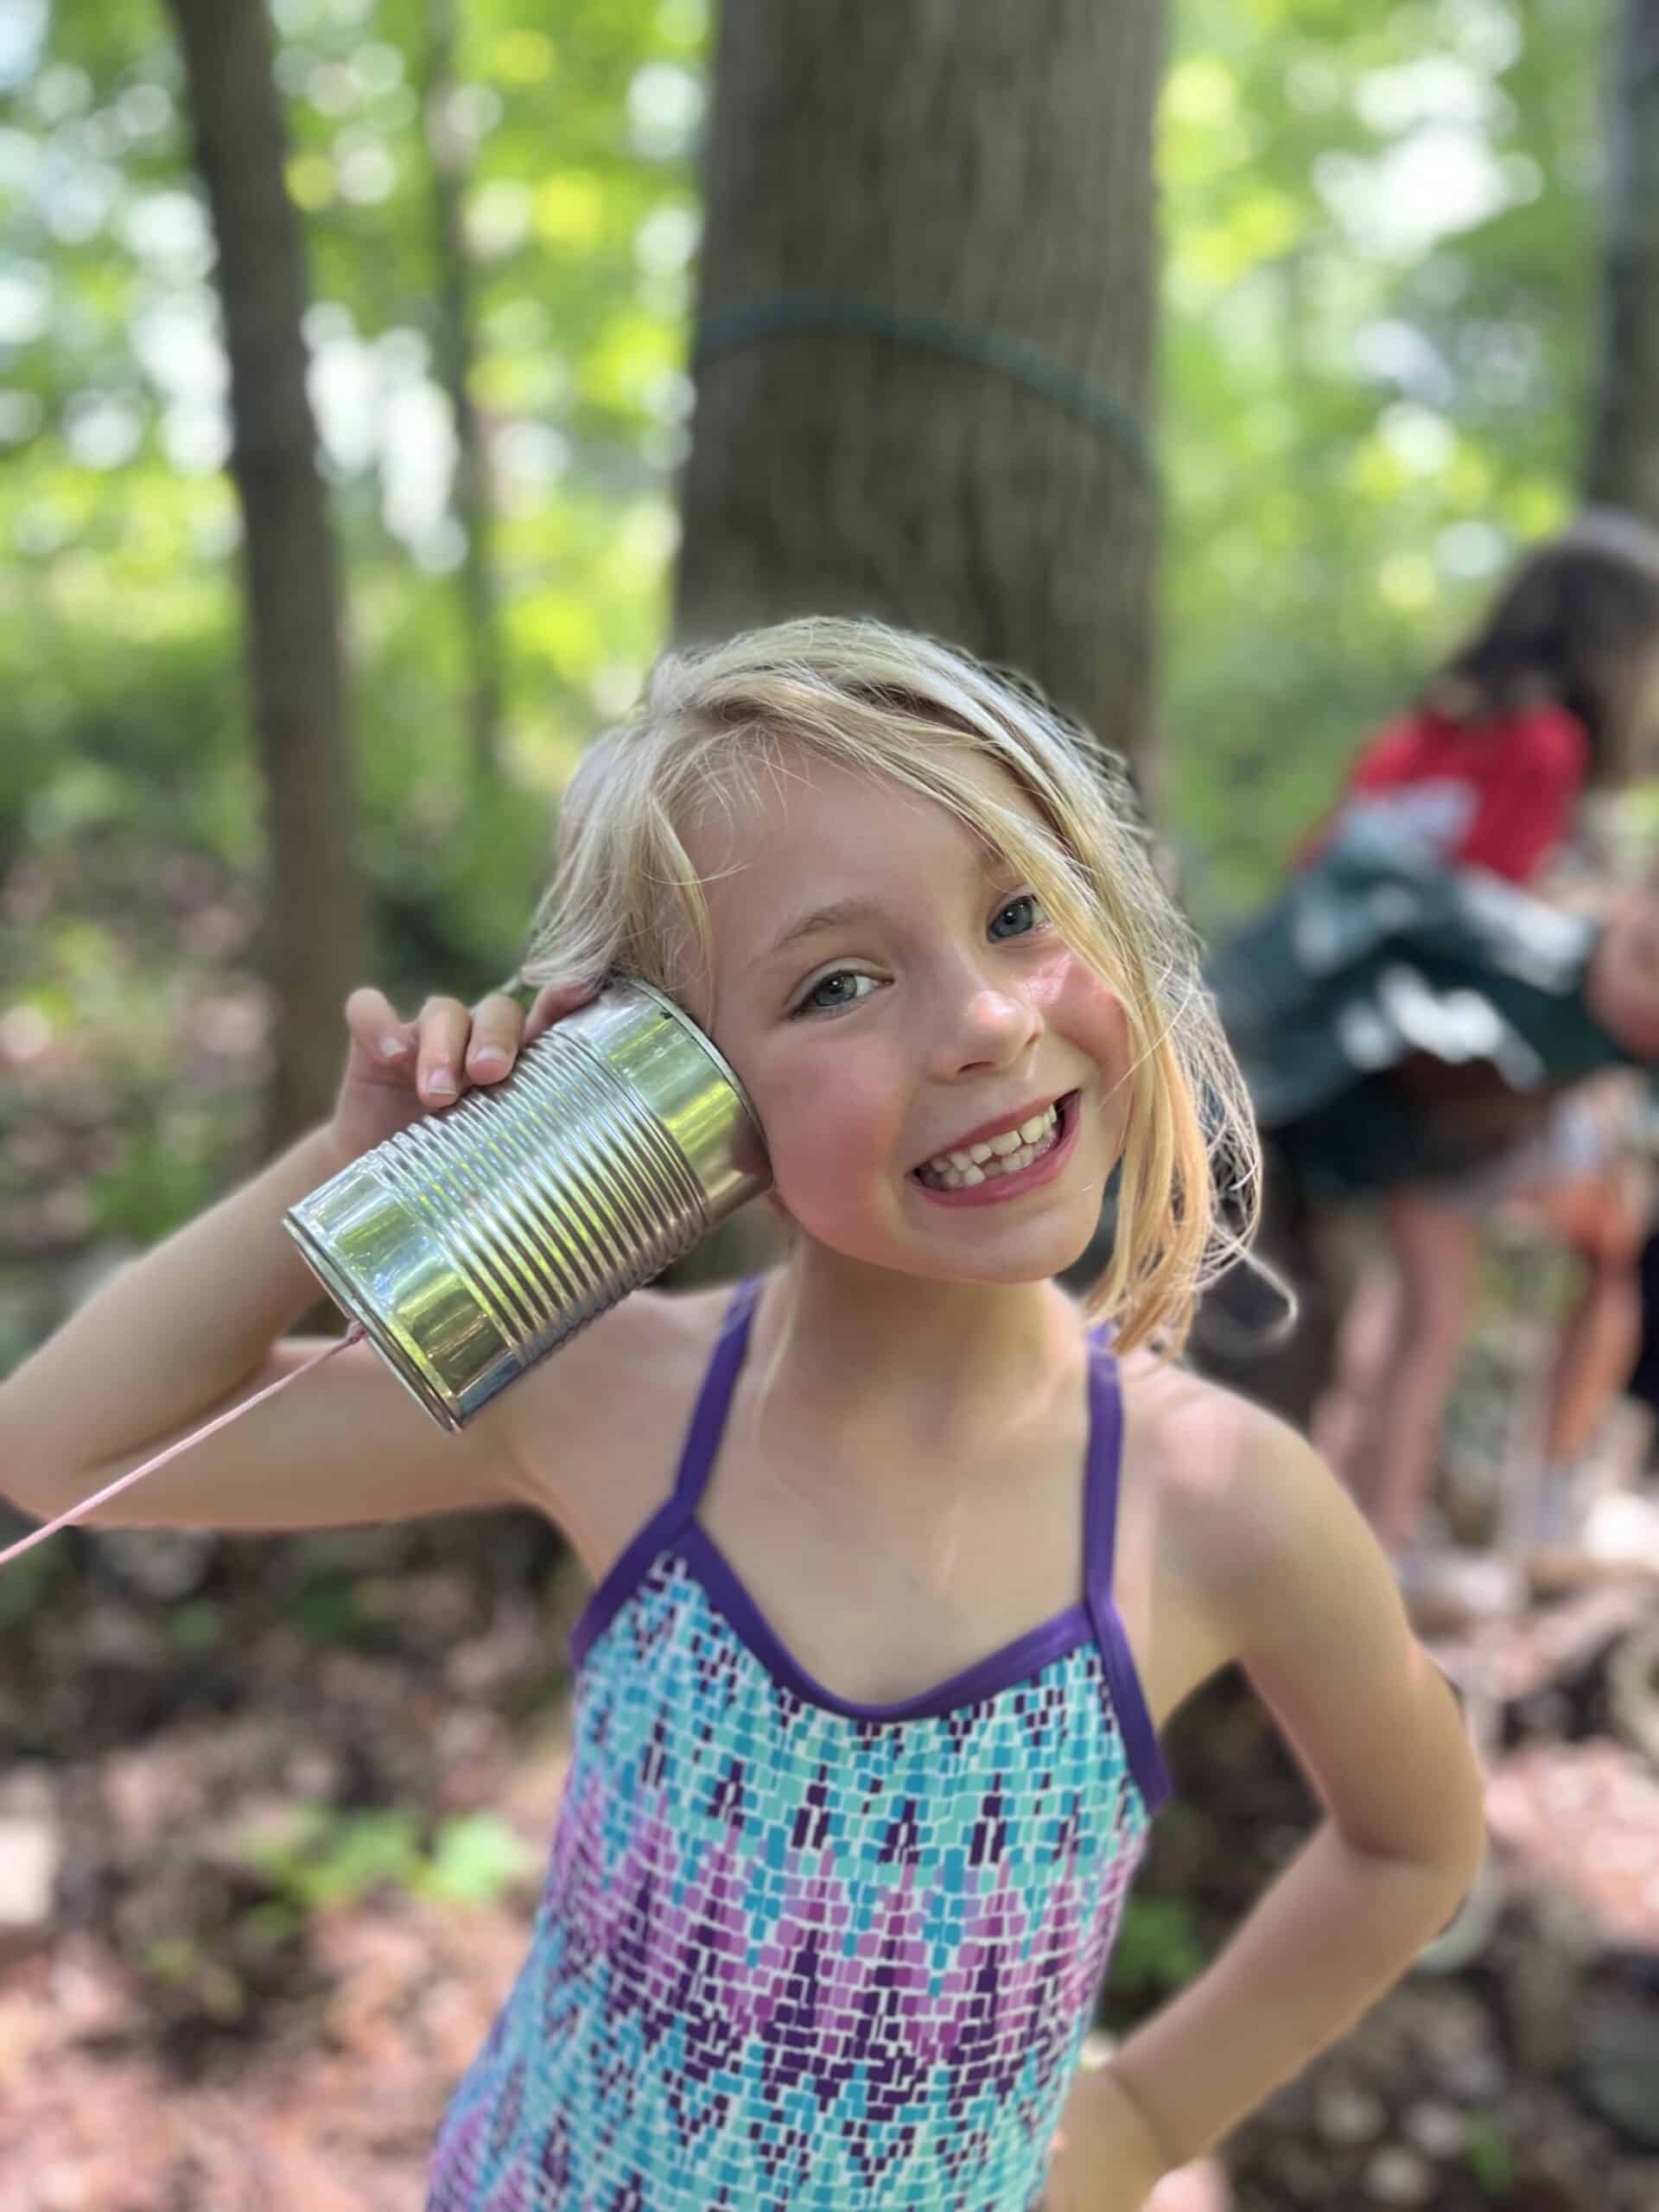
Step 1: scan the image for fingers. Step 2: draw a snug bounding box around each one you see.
[524,979,597,1045]
[438,983,596,1096]
[416,995,482,1103]
[346,981,599,1109]
[344,985,415,1066]
[465,982,596,1076]
[463,990,531,1084]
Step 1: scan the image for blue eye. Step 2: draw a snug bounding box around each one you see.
[794,970,876,1017]
[990,893,1046,939]
[791,889,1052,1017]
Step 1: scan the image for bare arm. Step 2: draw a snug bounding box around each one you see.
[1046,1409,1487,2208]
[0,980,595,1532]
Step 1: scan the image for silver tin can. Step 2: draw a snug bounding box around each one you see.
[283,982,770,1430]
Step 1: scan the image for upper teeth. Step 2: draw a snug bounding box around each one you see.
[921,1103,1060,1185]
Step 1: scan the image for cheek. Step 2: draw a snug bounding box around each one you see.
[1053,956,1133,1072]
[753,1053,906,1211]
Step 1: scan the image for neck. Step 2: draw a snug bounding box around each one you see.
[742,1246,1084,1491]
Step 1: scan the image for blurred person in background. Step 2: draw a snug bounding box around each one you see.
[1199,510,1659,1580]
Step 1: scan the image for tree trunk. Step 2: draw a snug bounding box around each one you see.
[423,0,505,781]
[675,0,1163,761]
[669,1,1162,1286]
[166,0,370,1155]
[1583,0,1659,522]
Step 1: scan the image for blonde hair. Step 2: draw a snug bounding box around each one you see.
[518,616,1259,1355]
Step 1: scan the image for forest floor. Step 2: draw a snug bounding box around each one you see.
[2,1498,1659,2212]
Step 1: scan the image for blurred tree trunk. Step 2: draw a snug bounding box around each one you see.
[670,0,1162,1284]
[674,0,1162,761]
[166,0,370,1156]
[1583,0,1659,521]
[423,0,504,781]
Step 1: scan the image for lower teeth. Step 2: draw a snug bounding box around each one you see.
[920,1112,1062,1190]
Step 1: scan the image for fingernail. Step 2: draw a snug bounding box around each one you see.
[426,1067,457,1096]
[470,1047,509,1073]
[378,1038,407,1060]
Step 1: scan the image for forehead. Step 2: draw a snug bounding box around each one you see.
[680,739,1039,910]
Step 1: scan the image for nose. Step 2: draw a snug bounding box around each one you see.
[924,954,1042,1078]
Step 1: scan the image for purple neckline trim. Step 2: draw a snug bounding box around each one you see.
[568,1517,1170,1813]
[564,1276,1172,1815]
[679,1520,1093,1721]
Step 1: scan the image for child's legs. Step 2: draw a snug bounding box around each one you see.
[1312,1249,1401,1479]
[1344,1188,1481,1554]
[1189,1138,1352,1433]
[1535,1166,1648,1467]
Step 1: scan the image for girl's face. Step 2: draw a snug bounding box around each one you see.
[681,747,1134,1285]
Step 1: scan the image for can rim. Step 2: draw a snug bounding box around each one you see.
[626,980,767,1149]
[284,1211,463,1432]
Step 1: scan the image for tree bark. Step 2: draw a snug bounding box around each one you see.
[669,2,1162,1286]
[674,0,1163,761]
[1583,0,1659,522]
[166,0,370,1155]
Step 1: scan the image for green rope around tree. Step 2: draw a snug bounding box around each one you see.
[693,293,1154,485]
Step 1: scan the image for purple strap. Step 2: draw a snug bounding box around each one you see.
[570,1275,1171,1812]
[1083,1342,1170,1811]
[667,1275,763,1514]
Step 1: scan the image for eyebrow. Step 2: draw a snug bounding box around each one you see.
[753,897,887,971]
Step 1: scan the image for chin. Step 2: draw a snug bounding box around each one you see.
[778,1215,1061,1283]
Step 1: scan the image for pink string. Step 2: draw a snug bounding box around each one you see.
[0,1320,370,1572]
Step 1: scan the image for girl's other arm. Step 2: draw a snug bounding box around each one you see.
[0,982,601,1533]
[1056,1406,1487,2199]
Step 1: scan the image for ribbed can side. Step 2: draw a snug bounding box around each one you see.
[284,983,771,1426]
[368,1044,708,1351]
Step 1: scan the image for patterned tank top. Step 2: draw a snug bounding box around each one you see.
[427,1277,1169,2212]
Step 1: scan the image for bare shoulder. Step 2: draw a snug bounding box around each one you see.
[1117,1350,1395,1658]
[1121,1352,1485,1866]
[500,1279,736,1574]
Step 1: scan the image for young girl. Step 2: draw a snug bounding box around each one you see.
[0,620,1485,2212]
[1302,506,1659,883]
[1245,510,1659,1563]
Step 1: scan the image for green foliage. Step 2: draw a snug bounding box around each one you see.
[1461,2109,1517,2196]
[86,1116,222,1243]
[140,1935,249,2020]
[1104,1895,1207,2001]
[2,0,699,1029]
[235,1800,536,1911]
[424,1809,542,1904]
[249,1804,426,1908]
[295,1572,382,1643]
[0,1536,64,1629]
[167,1597,224,1650]
[1159,0,1603,925]
[0,0,1615,1236]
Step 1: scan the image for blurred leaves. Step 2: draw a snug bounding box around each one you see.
[1,0,696,1031]
[0,0,1614,1248]
[235,1800,536,1910]
[1105,1895,1209,2004]
[1160,0,1601,925]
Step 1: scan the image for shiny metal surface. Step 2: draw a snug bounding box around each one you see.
[283,983,770,1430]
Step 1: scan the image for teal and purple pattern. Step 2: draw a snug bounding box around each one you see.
[428,1282,1167,2210]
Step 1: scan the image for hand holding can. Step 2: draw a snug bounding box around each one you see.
[328,979,598,1166]
[291,982,771,1432]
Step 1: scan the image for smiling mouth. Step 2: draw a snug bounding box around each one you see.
[912,1092,1077,1192]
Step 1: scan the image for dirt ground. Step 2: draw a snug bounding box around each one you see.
[2,1502,1658,2212]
